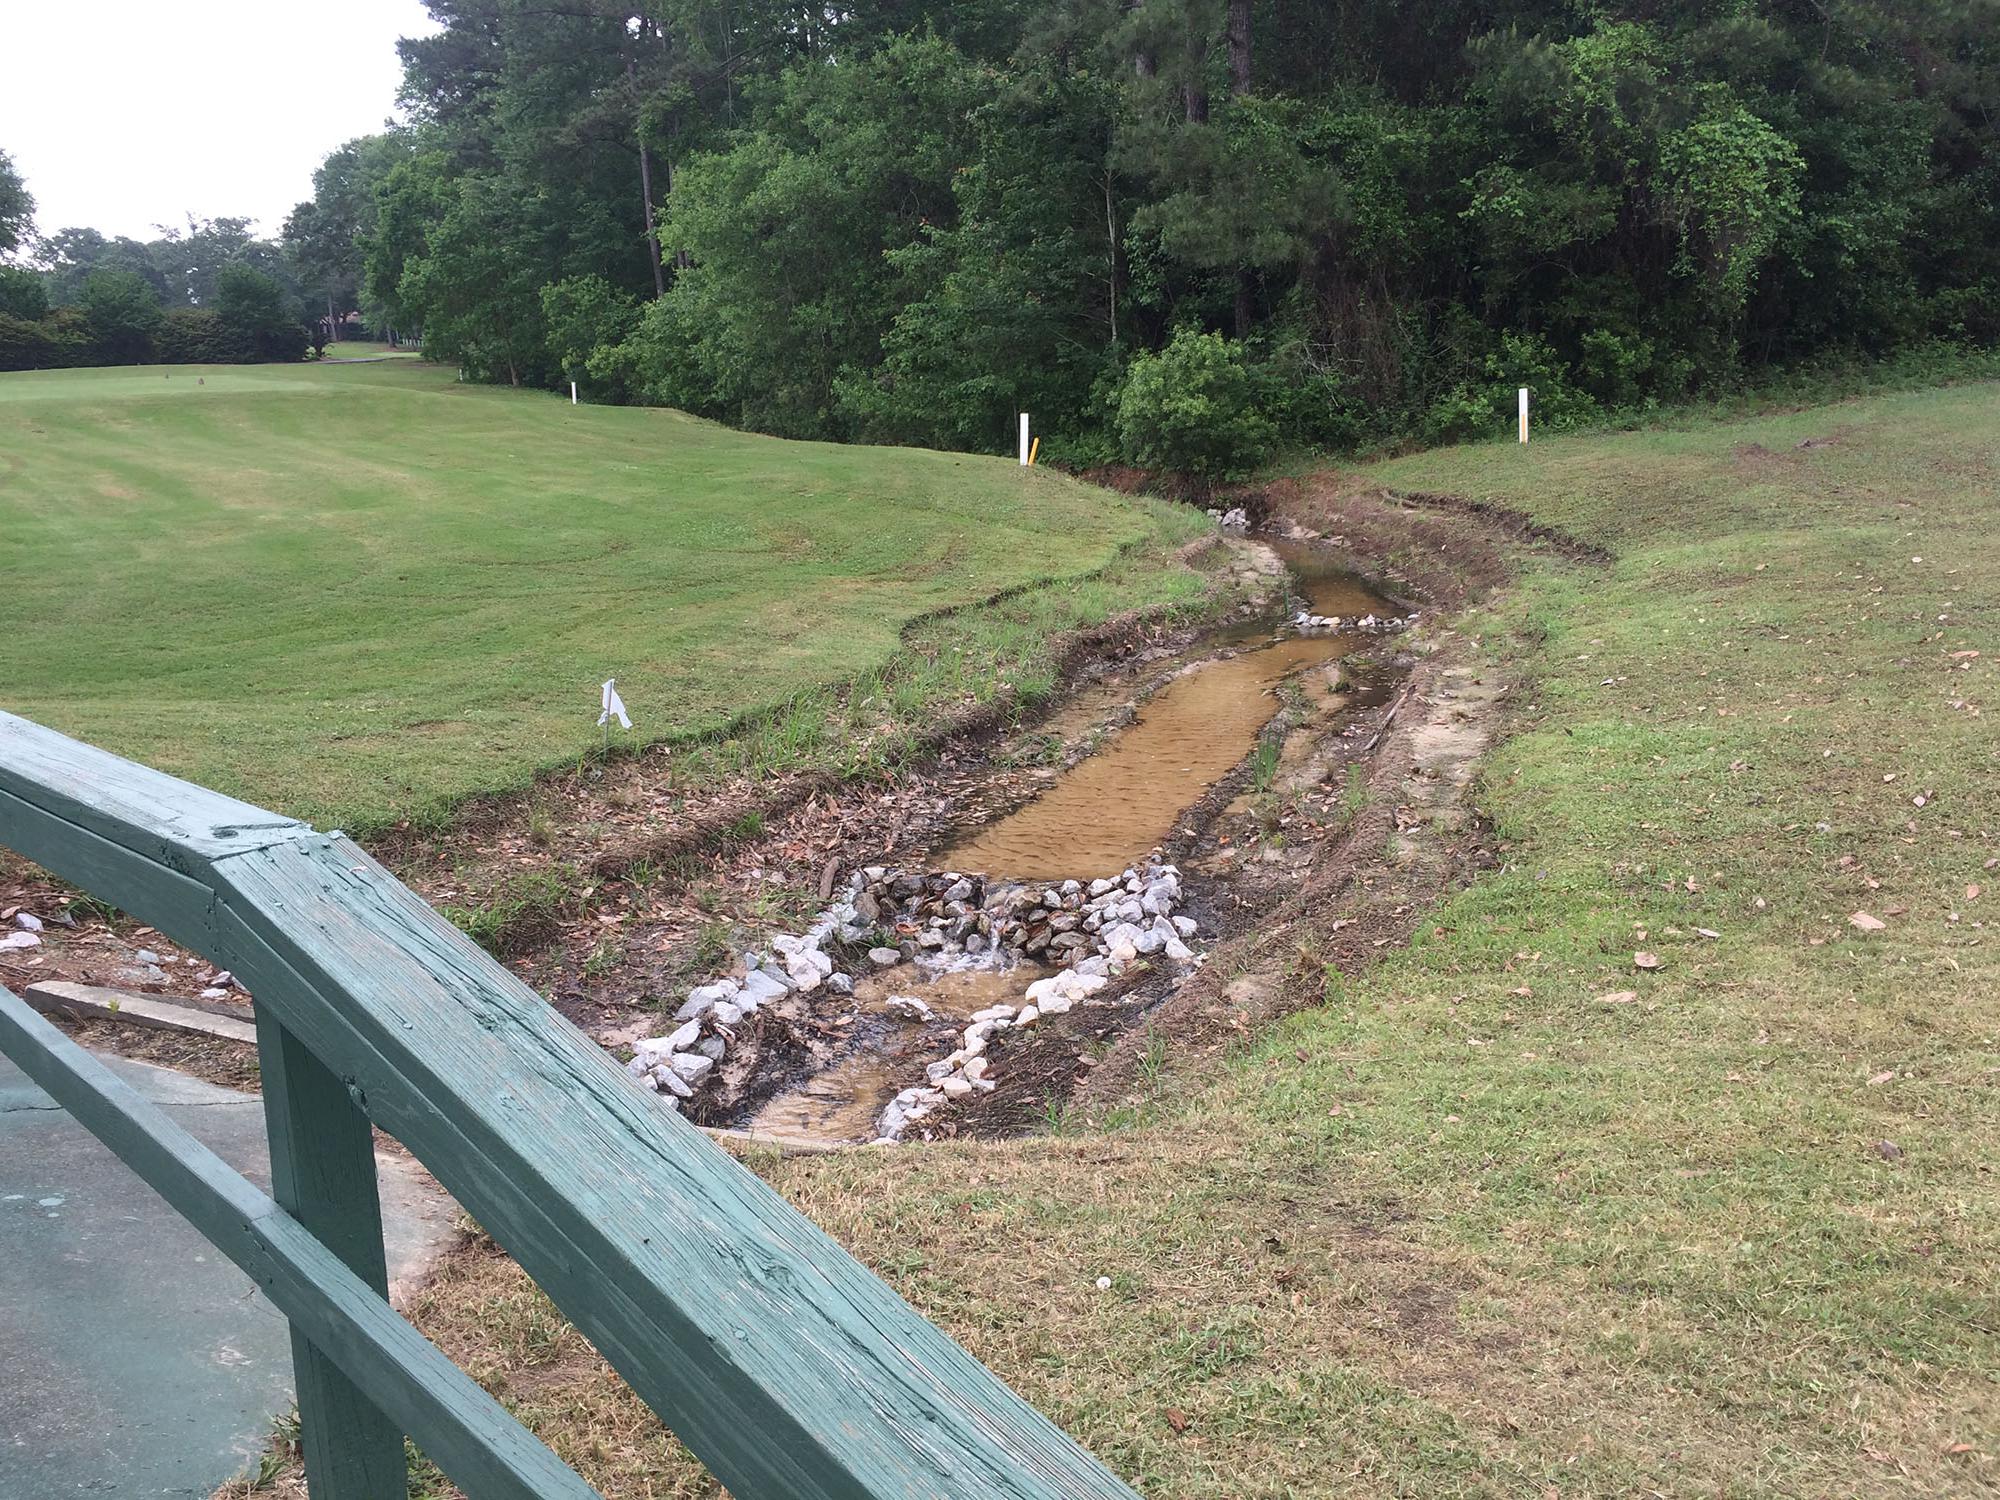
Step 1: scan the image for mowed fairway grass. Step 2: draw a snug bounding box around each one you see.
[0,362,1199,829]
[726,387,1992,1497]
[235,385,1998,1499]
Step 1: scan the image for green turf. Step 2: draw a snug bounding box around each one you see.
[751,383,1999,1497]
[0,361,1199,831]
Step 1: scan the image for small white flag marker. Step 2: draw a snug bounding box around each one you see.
[599,678,632,730]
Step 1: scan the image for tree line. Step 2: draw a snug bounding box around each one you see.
[0,166,338,371]
[6,3,1998,471]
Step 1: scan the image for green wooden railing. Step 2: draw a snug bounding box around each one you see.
[0,710,1140,1500]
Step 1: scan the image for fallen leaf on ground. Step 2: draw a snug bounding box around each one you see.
[1596,990,1638,1005]
[1165,1408,1190,1434]
[1633,951,1663,970]
[1849,911,1886,931]
[1867,1070,1896,1086]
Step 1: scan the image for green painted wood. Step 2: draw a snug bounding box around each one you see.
[0,709,1144,1500]
[0,985,603,1500]
[255,1009,408,1499]
[0,714,310,864]
[0,784,223,952]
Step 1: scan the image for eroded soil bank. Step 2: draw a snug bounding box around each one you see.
[5,480,1547,1151]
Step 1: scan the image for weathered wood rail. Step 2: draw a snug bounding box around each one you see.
[0,710,1141,1500]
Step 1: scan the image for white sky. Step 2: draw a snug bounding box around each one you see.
[0,0,439,243]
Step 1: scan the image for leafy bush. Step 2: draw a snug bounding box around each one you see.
[540,275,639,396]
[78,269,163,362]
[0,265,48,321]
[0,312,57,372]
[1424,330,1600,444]
[39,307,99,367]
[215,263,305,362]
[157,307,255,364]
[1115,329,1276,483]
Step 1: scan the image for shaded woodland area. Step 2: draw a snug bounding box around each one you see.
[8,2,1998,465]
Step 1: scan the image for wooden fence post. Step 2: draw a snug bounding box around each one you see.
[255,1010,408,1498]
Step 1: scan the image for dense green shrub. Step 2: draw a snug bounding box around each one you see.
[0,265,48,321]
[214,263,306,361]
[0,312,57,371]
[156,307,254,364]
[78,269,163,363]
[540,275,639,397]
[0,264,311,370]
[1115,330,1275,483]
[38,307,99,367]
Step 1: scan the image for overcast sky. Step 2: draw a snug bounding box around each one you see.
[0,0,438,243]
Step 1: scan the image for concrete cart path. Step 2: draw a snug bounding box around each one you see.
[0,1049,460,1497]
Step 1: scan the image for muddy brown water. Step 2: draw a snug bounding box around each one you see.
[942,542,1392,881]
[745,965,1048,1144]
[740,541,1399,1145]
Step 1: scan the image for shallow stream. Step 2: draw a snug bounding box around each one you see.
[943,542,1388,879]
[740,541,1399,1145]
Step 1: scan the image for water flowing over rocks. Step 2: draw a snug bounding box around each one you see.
[1294,608,1414,635]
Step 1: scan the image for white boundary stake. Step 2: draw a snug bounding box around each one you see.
[1518,387,1530,445]
[571,381,579,405]
[1018,412,1030,466]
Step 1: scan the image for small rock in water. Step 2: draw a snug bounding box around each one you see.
[884,996,934,1022]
